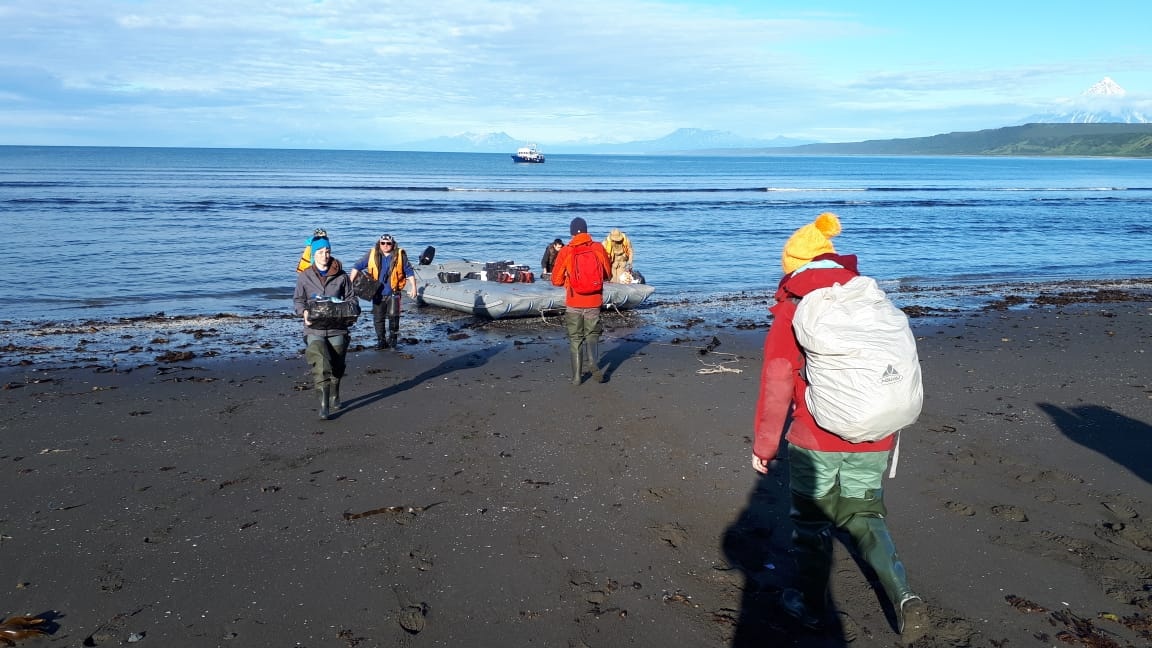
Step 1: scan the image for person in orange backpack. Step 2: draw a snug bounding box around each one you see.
[551,217,610,385]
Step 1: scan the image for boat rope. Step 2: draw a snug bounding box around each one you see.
[696,357,743,374]
[647,341,744,374]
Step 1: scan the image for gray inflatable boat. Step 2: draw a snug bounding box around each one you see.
[413,259,654,319]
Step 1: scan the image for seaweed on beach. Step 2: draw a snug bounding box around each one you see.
[1006,594,1047,613]
[1033,289,1150,305]
[1118,612,1152,640]
[0,616,49,646]
[343,501,445,520]
[1048,609,1122,647]
[155,351,196,363]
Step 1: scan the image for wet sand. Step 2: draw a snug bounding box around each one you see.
[2,295,1151,647]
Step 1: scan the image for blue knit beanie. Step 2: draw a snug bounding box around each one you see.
[570,217,588,235]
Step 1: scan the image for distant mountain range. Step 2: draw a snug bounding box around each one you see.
[400,128,816,154]
[752,123,1152,157]
[407,123,1152,158]
[402,78,1151,157]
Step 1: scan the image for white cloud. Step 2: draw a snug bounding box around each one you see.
[0,0,1149,147]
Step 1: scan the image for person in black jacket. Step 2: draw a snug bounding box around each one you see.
[541,238,564,278]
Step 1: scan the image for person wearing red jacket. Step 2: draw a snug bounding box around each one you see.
[551,217,611,385]
[752,212,929,642]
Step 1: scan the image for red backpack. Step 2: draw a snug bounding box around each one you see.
[569,243,605,295]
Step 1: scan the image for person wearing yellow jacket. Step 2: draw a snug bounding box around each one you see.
[349,234,417,350]
[602,228,634,283]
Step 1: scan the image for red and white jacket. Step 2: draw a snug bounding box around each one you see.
[752,254,897,461]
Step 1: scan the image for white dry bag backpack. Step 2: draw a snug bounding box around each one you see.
[792,275,923,442]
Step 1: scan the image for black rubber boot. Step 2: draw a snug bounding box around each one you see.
[840,508,922,639]
[779,588,822,630]
[585,335,605,383]
[569,342,583,385]
[373,315,387,349]
[388,315,400,349]
[329,379,341,413]
[785,490,836,628]
[791,525,833,614]
[318,386,331,420]
[897,595,929,643]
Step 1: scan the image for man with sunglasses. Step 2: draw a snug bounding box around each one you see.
[349,234,417,350]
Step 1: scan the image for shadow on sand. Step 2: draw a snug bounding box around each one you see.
[721,466,854,647]
[598,337,651,383]
[337,345,505,414]
[1038,402,1152,485]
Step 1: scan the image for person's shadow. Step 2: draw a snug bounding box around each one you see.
[1037,402,1151,484]
[598,337,650,382]
[337,345,505,414]
[722,460,853,647]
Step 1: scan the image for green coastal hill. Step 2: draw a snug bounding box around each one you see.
[755,123,1152,157]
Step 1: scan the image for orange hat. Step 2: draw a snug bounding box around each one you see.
[781,212,841,274]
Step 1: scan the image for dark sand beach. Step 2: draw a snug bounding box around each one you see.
[2,290,1151,647]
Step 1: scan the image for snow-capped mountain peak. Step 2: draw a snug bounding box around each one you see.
[1022,76,1148,125]
[1083,76,1126,97]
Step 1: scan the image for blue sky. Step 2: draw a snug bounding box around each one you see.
[1,0,1149,149]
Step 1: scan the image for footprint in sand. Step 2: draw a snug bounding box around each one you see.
[1102,501,1140,520]
[944,500,977,516]
[1095,521,1152,552]
[652,522,689,548]
[1015,469,1083,485]
[990,504,1029,522]
[567,571,625,617]
[398,604,427,634]
[408,547,434,571]
[97,565,125,592]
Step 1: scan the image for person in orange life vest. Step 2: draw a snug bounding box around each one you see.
[602,228,634,283]
[550,217,611,385]
[292,234,352,420]
[751,212,928,641]
[348,233,417,350]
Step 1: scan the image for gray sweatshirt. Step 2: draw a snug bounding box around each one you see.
[293,258,354,337]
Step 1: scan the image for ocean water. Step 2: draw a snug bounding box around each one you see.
[3,145,1151,326]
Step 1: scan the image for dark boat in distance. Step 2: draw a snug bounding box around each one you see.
[511,145,545,163]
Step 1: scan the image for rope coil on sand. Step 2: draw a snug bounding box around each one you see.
[649,339,744,374]
[696,355,742,374]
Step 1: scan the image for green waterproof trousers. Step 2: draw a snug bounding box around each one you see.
[305,334,348,388]
[564,307,604,384]
[786,445,916,620]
